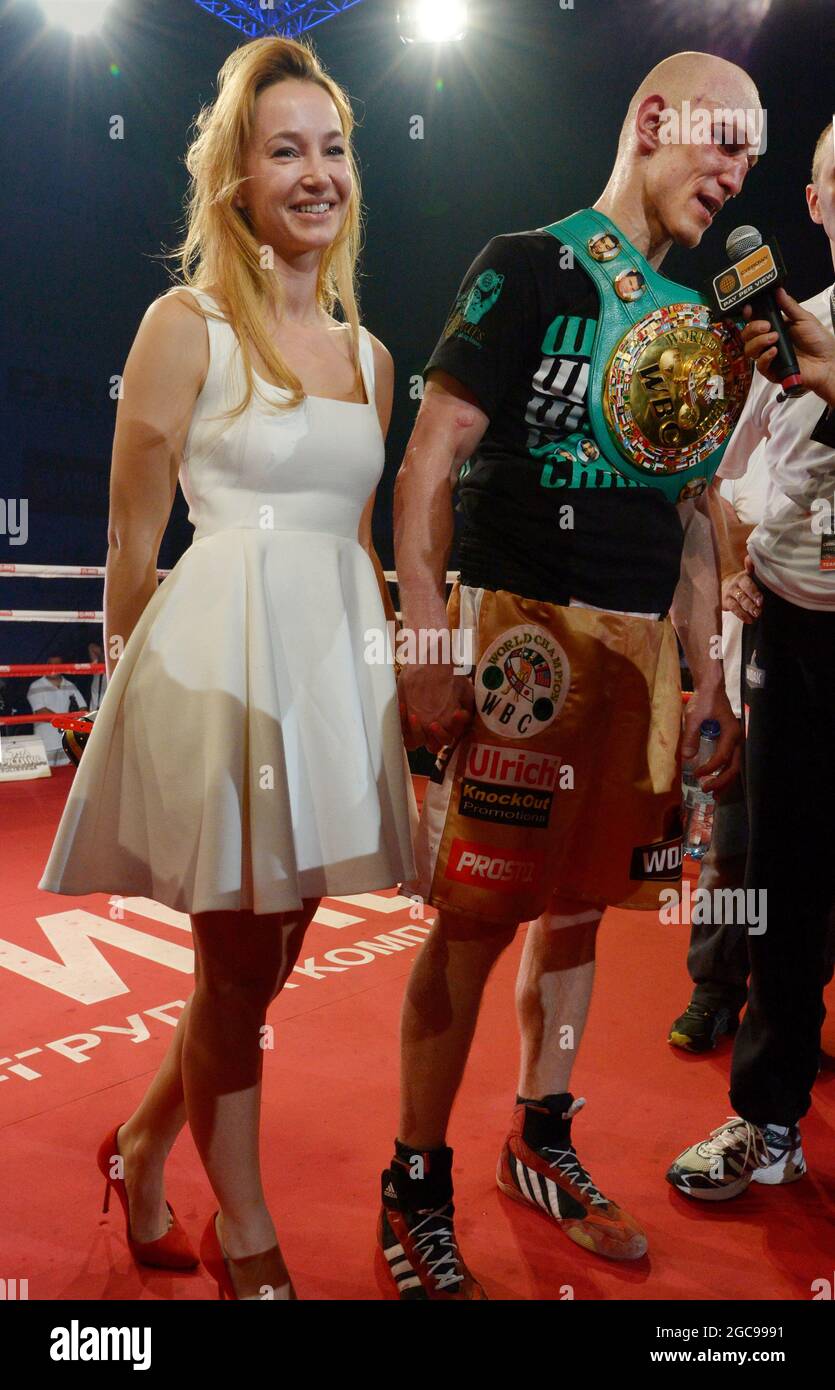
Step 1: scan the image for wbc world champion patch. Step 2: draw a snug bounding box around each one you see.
[474,624,570,740]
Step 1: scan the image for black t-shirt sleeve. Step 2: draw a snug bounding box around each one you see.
[422,234,537,420]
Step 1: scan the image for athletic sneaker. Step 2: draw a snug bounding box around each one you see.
[666,1116,806,1201]
[377,1151,486,1300]
[496,1094,648,1260]
[668,1001,739,1053]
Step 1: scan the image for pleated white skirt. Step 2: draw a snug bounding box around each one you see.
[38,528,418,916]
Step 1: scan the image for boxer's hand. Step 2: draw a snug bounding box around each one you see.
[742,289,835,404]
[397,662,475,754]
[721,567,762,623]
[681,685,741,795]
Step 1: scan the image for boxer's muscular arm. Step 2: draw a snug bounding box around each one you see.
[670,492,740,786]
[393,369,489,638]
[104,292,207,680]
[391,369,489,751]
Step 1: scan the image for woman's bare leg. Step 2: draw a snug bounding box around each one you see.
[183,903,315,1281]
[115,995,193,1242]
[114,899,317,1278]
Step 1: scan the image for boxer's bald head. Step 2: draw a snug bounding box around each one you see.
[617,52,761,158]
[598,52,762,256]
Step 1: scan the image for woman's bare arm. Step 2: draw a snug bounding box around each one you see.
[103,291,208,679]
[360,334,398,625]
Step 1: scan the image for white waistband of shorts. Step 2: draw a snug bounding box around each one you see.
[568,598,661,619]
[456,584,661,622]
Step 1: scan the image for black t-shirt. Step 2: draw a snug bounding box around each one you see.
[424,229,685,614]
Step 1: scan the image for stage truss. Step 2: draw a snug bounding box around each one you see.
[191,0,366,40]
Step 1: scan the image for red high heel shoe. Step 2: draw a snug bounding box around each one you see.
[200,1211,297,1300]
[97,1123,198,1269]
[199,1212,238,1299]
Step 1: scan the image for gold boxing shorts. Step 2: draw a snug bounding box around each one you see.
[407,584,684,926]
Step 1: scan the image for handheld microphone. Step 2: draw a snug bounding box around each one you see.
[711,226,803,398]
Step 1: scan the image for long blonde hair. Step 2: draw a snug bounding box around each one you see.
[167,36,364,417]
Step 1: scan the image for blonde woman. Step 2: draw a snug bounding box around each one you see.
[39,37,416,1300]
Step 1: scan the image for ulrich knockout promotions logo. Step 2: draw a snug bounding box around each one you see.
[457,743,569,830]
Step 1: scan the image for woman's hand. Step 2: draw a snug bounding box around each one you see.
[397,662,475,754]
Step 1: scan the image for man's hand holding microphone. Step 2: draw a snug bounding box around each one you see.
[742,285,835,406]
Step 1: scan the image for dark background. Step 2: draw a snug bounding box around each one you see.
[1,0,833,697]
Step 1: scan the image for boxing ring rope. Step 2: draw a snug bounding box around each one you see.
[0,564,453,582]
[0,564,694,747]
[0,564,171,579]
[0,563,457,744]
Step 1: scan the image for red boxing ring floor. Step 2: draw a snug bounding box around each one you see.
[1,767,833,1301]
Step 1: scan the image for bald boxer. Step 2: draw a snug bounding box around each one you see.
[379,52,761,1297]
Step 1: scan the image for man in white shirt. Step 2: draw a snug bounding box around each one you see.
[669,122,835,1198]
[26,655,87,767]
[670,446,835,1051]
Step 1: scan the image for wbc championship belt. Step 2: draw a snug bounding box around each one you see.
[542,208,752,503]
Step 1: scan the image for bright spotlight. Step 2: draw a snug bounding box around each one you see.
[399,1,468,45]
[36,1,114,37]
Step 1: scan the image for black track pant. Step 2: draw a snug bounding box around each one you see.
[729,579,835,1126]
[687,764,750,1013]
[686,764,835,1012]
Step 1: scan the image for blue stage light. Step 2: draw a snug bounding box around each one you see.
[191,0,366,39]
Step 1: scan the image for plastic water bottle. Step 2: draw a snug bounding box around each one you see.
[682,719,720,860]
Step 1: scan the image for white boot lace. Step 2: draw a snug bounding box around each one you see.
[409,1205,464,1291]
[538,1098,608,1206]
[703,1117,769,1169]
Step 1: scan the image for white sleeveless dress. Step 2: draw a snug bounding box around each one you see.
[38,288,418,915]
